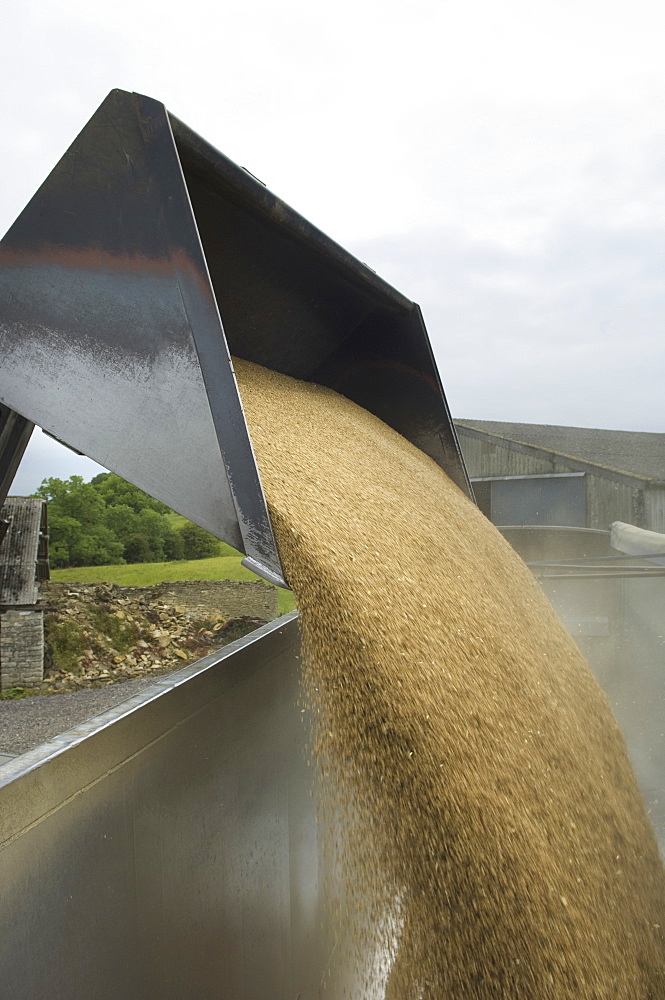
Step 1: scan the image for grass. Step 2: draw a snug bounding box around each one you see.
[164,511,189,529]
[46,618,86,672]
[0,686,40,701]
[51,556,297,616]
[90,608,139,653]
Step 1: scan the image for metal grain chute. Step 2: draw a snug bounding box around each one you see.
[0,88,471,587]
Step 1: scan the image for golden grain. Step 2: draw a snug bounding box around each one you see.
[235,358,665,999]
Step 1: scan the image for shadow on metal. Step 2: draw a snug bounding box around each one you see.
[0,88,471,586]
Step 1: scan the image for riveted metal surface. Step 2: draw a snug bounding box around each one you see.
[0,614,362,999]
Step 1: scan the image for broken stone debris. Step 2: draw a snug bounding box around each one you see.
[35,581,274,694]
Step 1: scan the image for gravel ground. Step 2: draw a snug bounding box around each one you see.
[0,613,271,761]
[0,677,161,756]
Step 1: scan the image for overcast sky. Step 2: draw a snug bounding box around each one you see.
[3,0,665,494]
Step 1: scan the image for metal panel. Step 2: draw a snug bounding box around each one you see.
[0,405,33,508]
[457,430,558,480]
[0,89,472,587]
[0,497,45,605]
[540,570,665,852]
[170,116,471,499]
[489,474,586,527]
[615,573,665,851]
[0,614,359,999]
[499,525,614,563]
[645,486,665,533]
[0,89,282,583]
[501,526,665,852]
[585,475,640,532]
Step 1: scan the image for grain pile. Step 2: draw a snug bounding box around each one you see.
[234,358,665,999]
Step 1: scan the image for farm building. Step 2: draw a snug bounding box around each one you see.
[455,420,665,532]
[455,420,665,847]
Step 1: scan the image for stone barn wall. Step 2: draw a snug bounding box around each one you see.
[0,609,44,692]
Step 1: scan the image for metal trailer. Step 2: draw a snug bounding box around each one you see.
[0,91,471,997]
[1,613,390,999]
[501,525,665,855]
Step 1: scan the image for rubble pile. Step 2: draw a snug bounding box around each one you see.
[39,581,270,694]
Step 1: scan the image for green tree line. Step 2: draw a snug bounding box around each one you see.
[34,473,222,568]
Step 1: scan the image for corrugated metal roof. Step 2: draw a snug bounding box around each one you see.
[456,421,665,482]
[0,498,46,605]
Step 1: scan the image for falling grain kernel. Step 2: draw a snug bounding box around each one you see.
[234,358,665,999]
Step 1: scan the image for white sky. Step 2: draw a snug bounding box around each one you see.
[3,0,665,493]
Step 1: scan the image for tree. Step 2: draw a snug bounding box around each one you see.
[179,522,221,560]
[104,503,139,541]
[122,533,154,564]
[91,473,169,515]
[33,473,219,568]
[36,476,105,526]
[68,525,125,567]
[35,478,125,567]
[47,512,84,569]
[163,530,185,561]
[134,508,170,561]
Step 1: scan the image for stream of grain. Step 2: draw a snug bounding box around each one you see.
[234,358,665,999]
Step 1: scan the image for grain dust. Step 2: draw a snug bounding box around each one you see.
[234,358,665,999]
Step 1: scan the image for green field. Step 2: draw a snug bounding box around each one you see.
[51,556,297,616]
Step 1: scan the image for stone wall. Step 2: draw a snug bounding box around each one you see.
[0,609,44,692]
[123,580,278,622]
[0,581,280,694]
